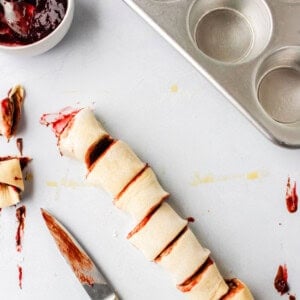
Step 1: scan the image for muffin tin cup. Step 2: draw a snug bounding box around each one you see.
[188,0,272,64]
[256,47,300,125]
[123,0,300,146]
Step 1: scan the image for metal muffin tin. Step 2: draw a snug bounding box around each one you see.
[123,0,300,147]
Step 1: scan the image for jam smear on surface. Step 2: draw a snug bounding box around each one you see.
[0,0,67,46]
[16,138,23,155]
[286,177,298,213]
[274,264,289,295]
[17,265,23,289]
[16,205,26,252]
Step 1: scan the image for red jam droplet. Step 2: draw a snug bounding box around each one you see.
[0,0,67,46]
[286,177,298,213]
[187,217,195,223]
[274,264,289,295]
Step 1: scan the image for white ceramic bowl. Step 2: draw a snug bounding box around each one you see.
[0,0,74,56]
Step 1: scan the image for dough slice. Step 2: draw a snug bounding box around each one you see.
[0,158,24,191]
[0,85,25,139]
[178,258,229,300]
[115,167,169,222]
[0,184,20,208]
[222,279,254,300]
[156,227,211,285]
[87,140,146,198]
[59,108,109,164]
[128,202,188,261]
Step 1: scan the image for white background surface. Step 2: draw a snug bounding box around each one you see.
[0,1,299,299]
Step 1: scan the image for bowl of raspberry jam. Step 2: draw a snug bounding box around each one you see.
[0,0,74,56]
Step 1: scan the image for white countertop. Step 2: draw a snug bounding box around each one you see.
[0,1,299,299]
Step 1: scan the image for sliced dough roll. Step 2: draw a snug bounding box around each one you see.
[87,140,146,198]
[0,184,20,208]
[222,279,254,300]
[178,258,229,300]
[59,108,109,164]
[156,227,211,285]
[0,158,24,191]
[115,167,169,222]
[128,202,188,261]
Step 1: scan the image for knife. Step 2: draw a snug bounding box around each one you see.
[41,208,118,300]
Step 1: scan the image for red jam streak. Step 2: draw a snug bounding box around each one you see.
[274,264,289,295]
[40,107,81,137]
[127,204,160,239]
[16,138,23,156]
[0,0,67,46]
[16,206,26,252]
[178,258,214,292]
[155,226,188,262]
[41,209,95,286]
[116,165,148,200]
[85,135,114,169]
[18,265,23,289]
[286,177,298,213]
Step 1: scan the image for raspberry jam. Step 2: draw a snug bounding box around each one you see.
[0,0,67,46]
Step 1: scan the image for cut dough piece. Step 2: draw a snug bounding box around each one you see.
[222,279,254,300]
[178,258,229,300]
[59,108,109,163]
[0,85,25,140]
[0,158,24,191]
[128,202,188,261]
[0,184,20,208]
[115,167,169,222]
[156,227,211,285]
[87,140,146,198]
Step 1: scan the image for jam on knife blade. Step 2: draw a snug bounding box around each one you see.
[40,209,118,299]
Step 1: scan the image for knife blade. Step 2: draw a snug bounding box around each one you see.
[41,208,118,300]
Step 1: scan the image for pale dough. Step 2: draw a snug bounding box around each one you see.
[0,158,24,191]
[157,227,210,285]
[116,167,169,222]
[180,261,229,300]
[87,140,145,198]
[222,279,254,300]
[128,202,188,261]
[0,184,20,208]
[59,108,108,163]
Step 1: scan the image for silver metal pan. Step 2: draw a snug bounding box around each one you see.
[123,0,300,147]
